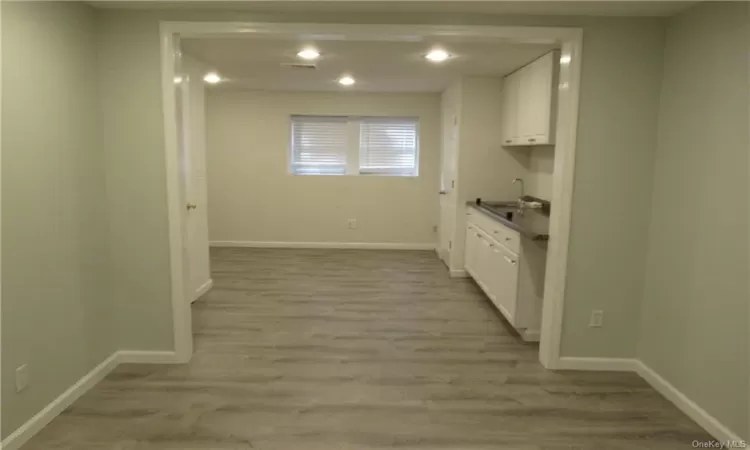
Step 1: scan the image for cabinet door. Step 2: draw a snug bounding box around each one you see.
[525,54,553,143]
[488,243,520,325]
[516,65,533,141]
[476,234,495,299]
[464,224,480,277]
[501,72,519,145]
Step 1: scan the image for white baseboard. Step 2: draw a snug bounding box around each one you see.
[0,352,120,450]
[210,241,435,251]
[634,361,743,443]
[116,350,181,364]
[519,328,541,342]
[555,357,743,442]
[194,278,213,302]
[556,357,639,372]
[450,269,469,278]
[1,349,189,450]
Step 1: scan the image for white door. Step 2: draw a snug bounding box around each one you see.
[179,59,212,303]
[438,105,459,265]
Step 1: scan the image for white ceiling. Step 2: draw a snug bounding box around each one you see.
[181,38,558,92]
[91,1,695,17]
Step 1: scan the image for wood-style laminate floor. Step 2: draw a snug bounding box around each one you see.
[24,248,710,449]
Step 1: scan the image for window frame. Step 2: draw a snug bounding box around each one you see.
[288,115,420,177]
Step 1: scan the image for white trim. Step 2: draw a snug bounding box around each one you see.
[209,241,435,251]
[161,22,571,42]
[634,361,744,443]
[116,350,181,364]
[194,279,213,301]
[555,358,745,442]
[0,353,120,450]
[161,21,584,373]
[556,357,638,372]
[519,328,541,342]
[160,25,193,364]
[449,269,469,278]
[0,2,4,437]
[538,30,584,370]
[0,350,183,449]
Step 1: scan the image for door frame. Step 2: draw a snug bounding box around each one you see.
[159,21,583,369]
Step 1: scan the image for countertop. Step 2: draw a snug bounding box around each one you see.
[467,199,550,241]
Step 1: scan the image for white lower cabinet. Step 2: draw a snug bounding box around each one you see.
[464,217,542,341]
[486,242,520,325]
[464,224,481,279]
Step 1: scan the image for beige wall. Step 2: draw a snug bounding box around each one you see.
[205,90,440,245]
[1,2,113,439]
[94,8,666,357]
[526,148,554,200]
[639,2,749,439]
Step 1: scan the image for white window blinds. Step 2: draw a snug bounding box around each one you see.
[290,115,419,176]
[290,116,349,175]
[359,118,419,176]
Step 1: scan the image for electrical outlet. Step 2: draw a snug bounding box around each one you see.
[589,310,604,328]
[16,364,30,392]
[348,219,357,229]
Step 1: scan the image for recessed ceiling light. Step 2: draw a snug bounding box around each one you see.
[203,72,222,84]
[173,75,183,84]
[338,75,355,86]
[560,54,572,65]
[297,48,320,60]
[425,49,450,62]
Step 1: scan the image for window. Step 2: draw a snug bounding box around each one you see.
[359,118,419,176]
[290,116,349,175]
[290,115,419,176]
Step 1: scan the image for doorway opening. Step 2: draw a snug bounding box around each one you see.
[160,22,583,369]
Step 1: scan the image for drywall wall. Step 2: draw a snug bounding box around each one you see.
[639,1,749,439]
[205,90,440,245]
[1,2,113,439]
[96,12,174,351]
[557,19,664,358]
[526,148,554,200]
[94,8,665,357]
[448,76,529,272]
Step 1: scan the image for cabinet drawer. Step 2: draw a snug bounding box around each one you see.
[488,225,520,254]
[466,206,520,254]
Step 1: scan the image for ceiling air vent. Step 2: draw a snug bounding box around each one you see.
[280,63,318,70]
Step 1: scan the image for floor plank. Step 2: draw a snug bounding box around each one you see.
[22,248,711,449]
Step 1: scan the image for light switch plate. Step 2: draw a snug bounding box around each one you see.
[589,310,604,328]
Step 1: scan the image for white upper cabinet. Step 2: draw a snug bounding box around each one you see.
[501,51,559,146]
[500,71,520,146]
